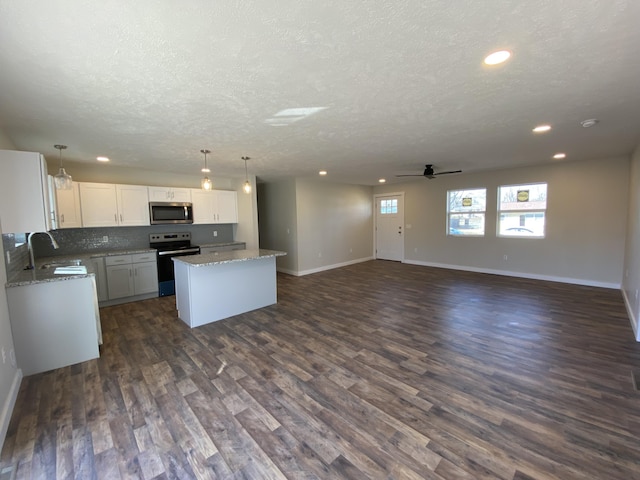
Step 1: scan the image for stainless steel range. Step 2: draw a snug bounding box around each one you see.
[149,232,200,296]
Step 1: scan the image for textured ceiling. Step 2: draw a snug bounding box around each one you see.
[0,1,639,185]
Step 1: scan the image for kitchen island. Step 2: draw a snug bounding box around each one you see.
[172,249,286,328]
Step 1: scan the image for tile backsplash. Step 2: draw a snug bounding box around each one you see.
[2,223,234,278]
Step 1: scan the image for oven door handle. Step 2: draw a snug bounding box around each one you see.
[157,248,201,256]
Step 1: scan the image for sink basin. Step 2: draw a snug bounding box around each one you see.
[40,259,82,269]
[54,266,87,275]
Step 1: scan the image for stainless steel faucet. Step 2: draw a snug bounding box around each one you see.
[26,231,59,270]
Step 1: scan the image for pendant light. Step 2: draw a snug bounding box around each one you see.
[241,156,251,194]
[200,149,212,190]
[53,144,73,190]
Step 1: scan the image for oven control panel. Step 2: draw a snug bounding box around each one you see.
[150,232,191,243]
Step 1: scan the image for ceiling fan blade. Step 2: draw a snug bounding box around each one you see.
[433,169,462,176]
[395,174,425,177]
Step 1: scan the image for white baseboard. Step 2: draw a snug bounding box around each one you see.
[402,259,621,290]
[278,256,374,277]
[622,289,639,342]
[0,368,22,451]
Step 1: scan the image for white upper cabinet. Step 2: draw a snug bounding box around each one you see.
[216,190,238,224]
[0,149,52,233]
[190,189,238,224]
[80,183,150,227]
[55,181,82,229]
[116,184,150,226]
[148,186,191,203]
[190,189,216,224]
[79,182,119,227]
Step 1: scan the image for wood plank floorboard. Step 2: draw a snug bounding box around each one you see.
[2,260,640,479]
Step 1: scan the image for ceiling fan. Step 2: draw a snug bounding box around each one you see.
[396,164,462,179]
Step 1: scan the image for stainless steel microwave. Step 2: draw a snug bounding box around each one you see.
[149,202,193,225]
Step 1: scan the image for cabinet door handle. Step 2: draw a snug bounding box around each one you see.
[120,214,123,222]
[61,214,65,223]
[114,213,118,222]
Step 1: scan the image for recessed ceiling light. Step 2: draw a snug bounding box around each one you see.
[319,170,327,176]
[378,178,386,183]
[580,118,599,128]
[483,50,511,65]
[96,156,109,162]
[533,124,552,133]
[553,153,566,159]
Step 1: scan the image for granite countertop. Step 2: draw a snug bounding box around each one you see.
[172,249,286,267]
[5,248,157,288]
[6,257,97,288]
[196,241,246,248]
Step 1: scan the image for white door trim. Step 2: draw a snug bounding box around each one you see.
[373,192,405,261]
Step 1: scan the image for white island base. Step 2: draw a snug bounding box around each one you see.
[173,249,286,328]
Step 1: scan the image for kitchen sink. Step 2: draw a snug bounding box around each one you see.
[40,259,82,269]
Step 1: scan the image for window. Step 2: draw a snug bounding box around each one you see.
[380,198,398,214]
[447,188,486,236]
[498,183,547,237]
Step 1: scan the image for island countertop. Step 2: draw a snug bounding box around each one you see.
[172,249,286,267]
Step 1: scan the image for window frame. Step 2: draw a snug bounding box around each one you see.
[497,182,548,238]
[446,187,487,237]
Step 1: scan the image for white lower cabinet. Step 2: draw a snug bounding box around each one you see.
[105,252,158,301]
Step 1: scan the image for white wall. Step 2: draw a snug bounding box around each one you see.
[375,156,629,288]
[233,175,259,250]
[0,220,22,450]
[0,129,20,449]
[622,144,640,340]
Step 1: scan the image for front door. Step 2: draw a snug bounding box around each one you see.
[375,194,404,261]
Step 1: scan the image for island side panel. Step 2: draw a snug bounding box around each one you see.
[177,256,277,328]
[174,260,193,327]
[6,277,100,376]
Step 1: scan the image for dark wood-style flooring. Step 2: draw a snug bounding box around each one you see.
[2,260,640,479]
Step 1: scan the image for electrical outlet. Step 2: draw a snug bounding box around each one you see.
[414,247,418,253]
[503,255,508,261]
[1,347,6,364]
[349,248,353,253]
[213,231,218,237]
[9,349,16,368]
[318,252,322,258]
[102,236,109,242]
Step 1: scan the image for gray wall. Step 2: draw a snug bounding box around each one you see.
[623,143,640,339]
[374,156,629,288]
[258,179,298,272]
[258,178,373,275]
[295,178,373,273]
